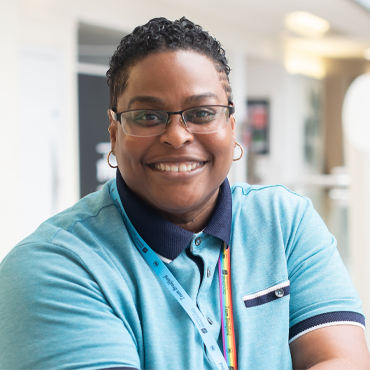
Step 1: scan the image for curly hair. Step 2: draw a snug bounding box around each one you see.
[106,17,232,110]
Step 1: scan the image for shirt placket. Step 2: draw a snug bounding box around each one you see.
[190,233,223,344]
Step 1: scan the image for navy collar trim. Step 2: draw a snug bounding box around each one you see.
[116,170,232,261]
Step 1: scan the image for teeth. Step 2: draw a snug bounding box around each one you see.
[153,162,201,172]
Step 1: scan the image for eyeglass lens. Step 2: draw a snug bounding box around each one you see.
[120,106,231,137]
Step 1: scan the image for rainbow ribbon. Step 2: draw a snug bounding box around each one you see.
[219,242,238,370]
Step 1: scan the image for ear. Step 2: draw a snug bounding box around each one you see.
[230,111,236,142]
[107,109,118,152]
[231,115,236,133]
[229,102,236,137]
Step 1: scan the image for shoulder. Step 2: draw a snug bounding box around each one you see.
[17,180,115,244]
[231,182,305,204]
[0,180,129,320]
[229,182,329,261]
[0,180,141,369]
[230,182,309,227]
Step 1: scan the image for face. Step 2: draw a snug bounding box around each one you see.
[109,50,235,218]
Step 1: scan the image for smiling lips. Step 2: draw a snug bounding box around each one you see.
[151,162,204,172]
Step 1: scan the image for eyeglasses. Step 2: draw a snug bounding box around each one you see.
[110,105,235,137]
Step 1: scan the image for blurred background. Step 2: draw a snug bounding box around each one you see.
[1,0,370,341]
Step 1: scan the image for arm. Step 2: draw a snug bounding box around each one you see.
[290,325,370,369]
[284,195,369,368]
[0,242,141,370]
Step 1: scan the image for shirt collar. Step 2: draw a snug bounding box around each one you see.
[116,170,232,261]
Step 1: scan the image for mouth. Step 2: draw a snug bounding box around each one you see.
[149,161,205,173]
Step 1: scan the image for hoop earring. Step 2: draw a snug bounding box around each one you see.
[107,150,118,168]
[233,142,244,161]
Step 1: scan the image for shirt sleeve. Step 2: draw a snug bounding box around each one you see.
[286,196,365,343]
[0,242,141,370]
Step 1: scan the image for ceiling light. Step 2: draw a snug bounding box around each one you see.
[285,11,330,37]
[285,37,369,59]
[285,52,326,79]
[364,48,370,60]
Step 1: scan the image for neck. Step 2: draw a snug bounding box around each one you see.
[154,190,219,233]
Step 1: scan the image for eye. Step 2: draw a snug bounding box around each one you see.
[186,107,217,124]
[142,113,159,121]
[130,110,166,127]
[196,110,209,118]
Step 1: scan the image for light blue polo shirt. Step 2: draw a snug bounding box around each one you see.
[0,174,364,370]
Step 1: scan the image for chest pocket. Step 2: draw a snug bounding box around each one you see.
[242,280,290,308]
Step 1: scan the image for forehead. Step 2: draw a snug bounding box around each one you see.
[118,50,228,109]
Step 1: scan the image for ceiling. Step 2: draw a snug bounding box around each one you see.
[155,0,370,59]
[78,0,370,70]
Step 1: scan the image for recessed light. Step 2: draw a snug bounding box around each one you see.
[285,52,326,79]
[285,11,330,37]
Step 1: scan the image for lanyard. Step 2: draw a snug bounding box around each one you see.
[110,181,237,370]
[219,244,237,369]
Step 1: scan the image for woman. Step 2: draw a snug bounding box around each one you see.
[0,17,369,370]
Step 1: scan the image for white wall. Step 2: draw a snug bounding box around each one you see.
[18,47,64,237]
[246,57,323,187]
[346,142,370,344]
[0,0,23,258]
[343,74,370,343]
[0,0,79,261]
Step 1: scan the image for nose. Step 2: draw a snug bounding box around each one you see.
[159,114,194,149]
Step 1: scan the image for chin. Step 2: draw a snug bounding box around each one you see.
[153,196,199,214]
[148,189,200,211]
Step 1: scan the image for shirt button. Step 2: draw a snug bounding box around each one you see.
[207,317,213,325]
[195,237,201,246]
[207,268,211,278]
[275,288,284,298]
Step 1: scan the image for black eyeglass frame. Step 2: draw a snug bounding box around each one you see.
[111,105,235,129]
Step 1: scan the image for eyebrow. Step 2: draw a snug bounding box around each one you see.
[127,93,221,110]
[127,96,165,109]
[184,93,220,105]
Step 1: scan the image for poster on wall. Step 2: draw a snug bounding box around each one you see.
[247,99,270,155]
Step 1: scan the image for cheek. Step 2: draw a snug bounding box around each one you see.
[205,128,234,162]
[116,134,152,173]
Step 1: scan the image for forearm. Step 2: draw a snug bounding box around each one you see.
[291,325,370,370]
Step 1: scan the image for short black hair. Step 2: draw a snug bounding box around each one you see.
[106,16,232,110]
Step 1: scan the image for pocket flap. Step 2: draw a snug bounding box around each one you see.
[243,280,290,308]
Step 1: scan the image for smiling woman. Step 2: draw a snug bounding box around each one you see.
[108,50,235,230]
[0,17,369,370]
